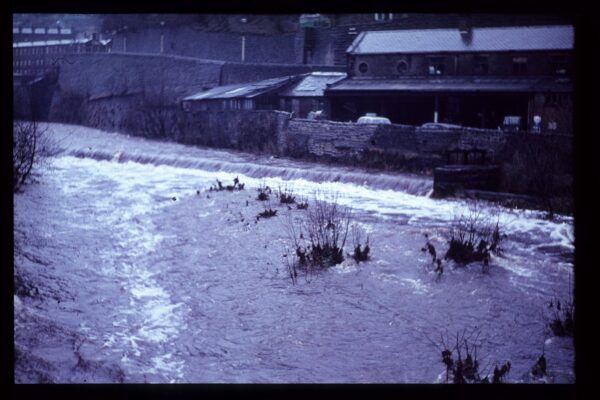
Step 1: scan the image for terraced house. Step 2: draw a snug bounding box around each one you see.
[325,25,574,133]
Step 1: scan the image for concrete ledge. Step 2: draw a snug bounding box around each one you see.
[433,165,501,197]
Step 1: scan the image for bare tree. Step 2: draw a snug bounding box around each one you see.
[135,65,179,139]
[13,120,48,192]
[13,76,55,192]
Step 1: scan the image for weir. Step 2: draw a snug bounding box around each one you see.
[65,147,434,196]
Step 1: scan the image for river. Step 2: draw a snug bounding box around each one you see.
[13,123,574,383]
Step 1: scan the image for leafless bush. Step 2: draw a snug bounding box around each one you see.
[444,203,506,270]
[257,208,278,219]
[296,197,309,209]
[257,182,272,201]
[13,120,51,192]
[428,329,511,384]
[136,96,179,139]
[543,284,574,337]
[208,177,245,192]
[351,223,370,262]
[502,135,573,217]
[283,193,352,274]
[276,185,296,204]
[421,234,445,280]
[530,354,547,378]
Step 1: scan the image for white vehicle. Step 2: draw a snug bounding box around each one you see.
[357,114,391,125]
[420,122,463,130]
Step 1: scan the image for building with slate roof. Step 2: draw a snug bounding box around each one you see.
[277,72,347,118]
[181,75,305,112]
[182,72,347,118]
[325,25,573,132]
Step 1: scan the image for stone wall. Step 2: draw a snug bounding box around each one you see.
[179,110,291,154]
[285,119,379,159]
[46,52,343,130]
[111,27,299,64]
[51,53,224,102]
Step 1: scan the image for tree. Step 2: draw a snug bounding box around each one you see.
[13,120,48,192]
[13,76,54,192]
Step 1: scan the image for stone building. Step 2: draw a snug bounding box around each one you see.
[296,13,570,66]
[101,14,570,67]
[13,35,112,76]
[324,25,573,133]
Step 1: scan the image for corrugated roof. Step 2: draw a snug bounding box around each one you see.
[325,77,572,93]
[183,75,303,101]
[279,72,347,97]
[347,25,574,54]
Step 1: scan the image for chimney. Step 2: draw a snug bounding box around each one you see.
[92,32,98,41]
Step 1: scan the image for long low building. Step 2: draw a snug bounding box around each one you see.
[13,36,112,76]
[182,72,346,118]
[325,25,573,133]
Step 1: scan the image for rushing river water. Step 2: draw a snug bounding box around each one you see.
[14,123,574,383]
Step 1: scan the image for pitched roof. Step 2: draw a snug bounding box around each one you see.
[183,75,303,101]
[278,72,347,97]
[347,25,574,54]
[325,76,572,94]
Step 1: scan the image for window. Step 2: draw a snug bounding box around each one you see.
[473,55,489,75]
[544,93,570,107]
[396,60,408,74]
[428,57,445,75]
[374,13,393,21]
[358,62,369,74]
[512,56,527,74]
[551,55,568,75]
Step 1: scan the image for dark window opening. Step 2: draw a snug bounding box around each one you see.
[396,60,408,74]
[428,57,445,75]
[551,55,568,75]
[358,62,369,74]
[473,55,489,75]
[512,57,527,74]
[544,93,570,107]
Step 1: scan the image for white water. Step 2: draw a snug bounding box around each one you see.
[14,123,574,383]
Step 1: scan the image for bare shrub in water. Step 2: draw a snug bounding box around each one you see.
[444,202,506,271]
[351,223,370,262]
[428,329,512,384]
[283,193,352,277]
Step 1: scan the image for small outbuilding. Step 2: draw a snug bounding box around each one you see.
[181,75,304,113]
[277,72,346,118]
[181,72,346,119]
